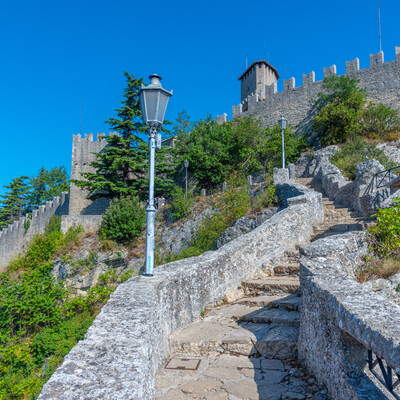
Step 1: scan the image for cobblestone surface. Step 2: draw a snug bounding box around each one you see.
[156,354,327,400]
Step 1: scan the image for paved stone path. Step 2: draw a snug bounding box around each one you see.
[155,178,375,400]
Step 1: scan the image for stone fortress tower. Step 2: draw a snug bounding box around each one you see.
[217,47,400,139]
[239,60,280,109]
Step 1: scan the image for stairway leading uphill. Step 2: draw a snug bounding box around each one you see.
[155,179,375,399]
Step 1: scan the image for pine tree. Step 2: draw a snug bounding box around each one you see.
[0,176,30,228]
[72,71,176,200]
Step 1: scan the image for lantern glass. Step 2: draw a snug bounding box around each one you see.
[279,116,287,130]
[140,75,172,127]
[184,159,189,168]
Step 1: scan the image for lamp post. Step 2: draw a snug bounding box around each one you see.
[278,115,287,169]
[139,74,173,276]
[184,159,189,196]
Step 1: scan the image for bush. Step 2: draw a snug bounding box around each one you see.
[251,181,276,212]
[361,102,400,140]
[193,178,250,251]
[330,136,396,180]
[170,186,193,220]
[357,199,400,281]
[99,197,145,243]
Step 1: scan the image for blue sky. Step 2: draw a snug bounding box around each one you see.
[0,0,399,195]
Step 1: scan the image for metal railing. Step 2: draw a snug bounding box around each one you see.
[368,350,400,399]
[364,165,400,196]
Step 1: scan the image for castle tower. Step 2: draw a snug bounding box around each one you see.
[238,60,280,103]
[69,133,111,215]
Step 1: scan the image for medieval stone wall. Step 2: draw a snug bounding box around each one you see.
[0,192,69,269]
[230,47,400,141]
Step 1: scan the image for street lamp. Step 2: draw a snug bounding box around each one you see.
[184,159,189,196]
[278,115,287,169]
[139,74,173,276]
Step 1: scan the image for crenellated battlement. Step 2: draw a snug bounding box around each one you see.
[228,47,400,139]
[0,192,69,269]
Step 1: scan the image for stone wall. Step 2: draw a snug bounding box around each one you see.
[293,147,387,216]
[69,132,114,216]
[0,192,69,269]
[298,232,400,399]
[230,48,400,140]
[38,181,324,400]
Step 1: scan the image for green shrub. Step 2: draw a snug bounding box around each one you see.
[99,197,145,243]
[361,102,400,140]
[170,186,193,220]
[330,136,396,180]
[358,199,400,281]
[251,178,276,212]
[193,178,250,251]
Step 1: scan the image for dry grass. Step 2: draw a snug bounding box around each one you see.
[357,256,400,282]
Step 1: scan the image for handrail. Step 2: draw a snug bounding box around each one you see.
[363,165,400,196]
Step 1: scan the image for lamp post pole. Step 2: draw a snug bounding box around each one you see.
[184,159,189,197]
[279,115,287,169]
[139,74,172,276]
[145,126,157,275]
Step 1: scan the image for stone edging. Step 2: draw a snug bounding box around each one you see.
[298,232,400,399]
[38,181,323,400]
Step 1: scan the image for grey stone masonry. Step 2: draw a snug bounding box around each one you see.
[299,232,400,399]
[0,192,68,270]
[69,132,115,216]
[232,47,400,141]
[38,181,324,400]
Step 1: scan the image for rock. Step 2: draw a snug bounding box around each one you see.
[216,208,277,249]
[224,288,244,303]
[273,168,291,184]
[377,141,400,164]
[51,250,135,295]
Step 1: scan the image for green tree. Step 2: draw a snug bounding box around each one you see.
[262,124,308,171]
[0,176,30,228]
[312,75,367,145]
[28,167,69,211]
[72,72,175,200]
[173,109,193,137]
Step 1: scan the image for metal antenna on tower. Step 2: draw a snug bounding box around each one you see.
[264,43,266,60]
[378,0,382,52]
[80,100,83,135]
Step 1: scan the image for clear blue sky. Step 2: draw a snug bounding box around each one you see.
[0,0,399,195]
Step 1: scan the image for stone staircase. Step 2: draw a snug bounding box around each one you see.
[296,177,375,240]
[155,178,376,399]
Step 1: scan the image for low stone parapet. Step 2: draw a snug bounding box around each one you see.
[299,232,400,399]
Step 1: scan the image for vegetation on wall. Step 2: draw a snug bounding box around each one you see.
[312,75,400,145]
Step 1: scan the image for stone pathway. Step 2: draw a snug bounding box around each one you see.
[155,178,376,400]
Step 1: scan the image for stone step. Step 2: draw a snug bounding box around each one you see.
[312,230,351,240]
[254,324,299,360]
[244,277,300,296]
[273,264,300,276]
[235,293,301,311]
[233,308,300,327]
